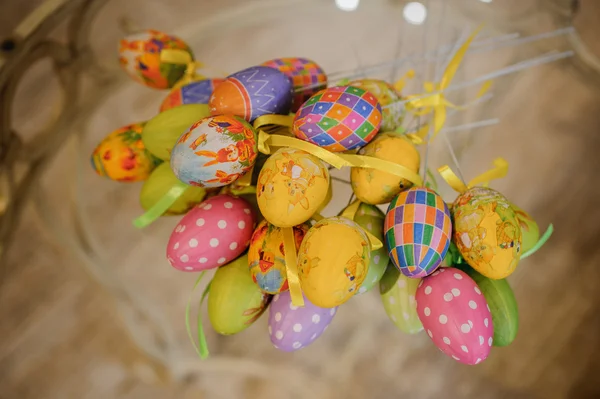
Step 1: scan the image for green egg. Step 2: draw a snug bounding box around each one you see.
[142,104,210,160]
[456,263,519,347]
[140,162,206,215]
[379,264,423,334]
[208,254,272,335]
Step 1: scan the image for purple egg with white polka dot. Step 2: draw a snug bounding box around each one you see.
[268,291,336,352]
[166,194,256,272]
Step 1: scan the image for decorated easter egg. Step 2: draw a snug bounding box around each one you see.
[512,204,540,254]
[351,134,420,205]
[261,57,327,112]
[256,148,330,227]
[349,79,404,131]
[209,66,293,122]
[298,217,370,308]
[348,203,389,293]
[380,264,423,334]
[456,264,518,347]
[166,194,255,271]
[268,291,336,352]
[452,187,522,279]
[119,29,193,89]
[160,78,224,112]
[170,115,257,187]
[91,122,161,182]
[293,85,382,152]
[143,104,211,160]
[416,267,494,365]
[140,162,206,215]
[208,254,272,335]
[248,220,310,294]
[385,187,452,278]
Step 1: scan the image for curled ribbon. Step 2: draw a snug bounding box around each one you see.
[393,69,415,93]
[185,272,210,359]
[404,26,491,141]
[282,227,304,307]
[438,157,508,194]
[133,180,190,228]
[160,49,206,87]
[520,224,554,260]
[340,199,361,221]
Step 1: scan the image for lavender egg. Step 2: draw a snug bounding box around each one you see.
[268,291,336,352]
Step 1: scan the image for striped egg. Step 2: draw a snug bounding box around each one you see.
[416,267,494,365]
[160,78,224,112]
[292,86,382,152]
[209,66,293,122]
[384,187,452,278]
[262,57,327,112]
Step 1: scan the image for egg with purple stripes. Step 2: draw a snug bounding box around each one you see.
[262,57,327,112]
[160,78,224,112]
[209,66,293,122]
[292,86,382,152]
[268,291,336,352]
[384,187,452,278]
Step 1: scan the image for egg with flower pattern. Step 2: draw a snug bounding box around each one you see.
[118,29,193,89]
[385,187,452,278]
[170,115,257,187]
[293,86,382,152]
[416,267,494,365]
[248,220,310,294]
[91,122,161,182]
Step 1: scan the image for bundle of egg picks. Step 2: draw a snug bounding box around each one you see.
[91,28,553,365]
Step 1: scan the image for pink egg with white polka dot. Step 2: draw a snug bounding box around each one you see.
[268,291,336,352]
[166,194,256,271]
[415,267,494,365]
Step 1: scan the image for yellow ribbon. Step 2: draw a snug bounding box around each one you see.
[340,199,361,220]
[393,69,415,93]
[253,114,295,129]
[282,227,304,307]
[160,49,206,86]
[438,157,509,194]
[404,26,491,141]
[256,130,423,186]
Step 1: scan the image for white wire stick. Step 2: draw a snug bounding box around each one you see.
[444,118,500,133]
[382,50,574,110]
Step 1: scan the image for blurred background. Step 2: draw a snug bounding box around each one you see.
[1,0,599,398]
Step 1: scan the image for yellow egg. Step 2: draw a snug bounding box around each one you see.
[91,122,161,182]
[298,216,370,308]
[256,148,330,227]
[350,133,420,205]
[452,187,522,279]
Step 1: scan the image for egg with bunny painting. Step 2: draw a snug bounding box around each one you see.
[170,115,258,188]
[256,148,330,228]
[298,216,371,308]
